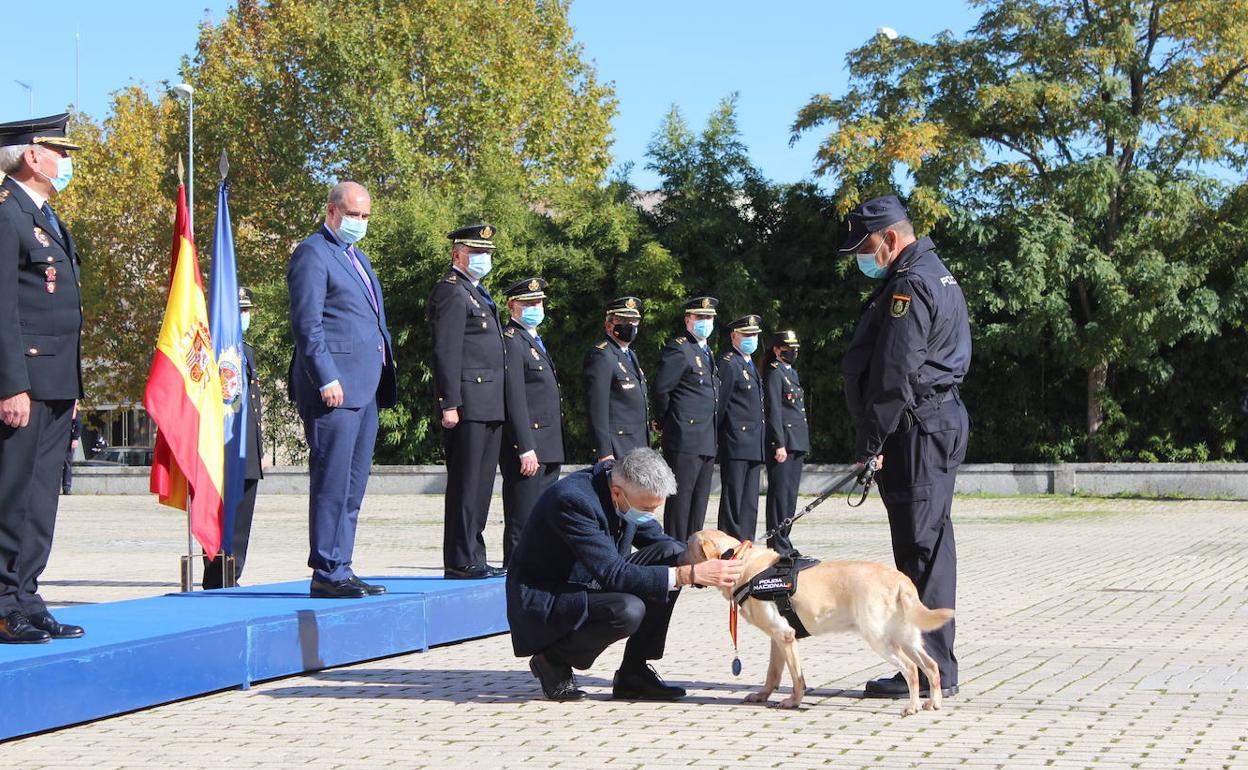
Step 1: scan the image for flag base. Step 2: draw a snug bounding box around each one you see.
[179,555,195,592]
[221,555,238,588]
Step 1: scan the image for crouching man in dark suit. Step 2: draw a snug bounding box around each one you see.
[506,448,745,701]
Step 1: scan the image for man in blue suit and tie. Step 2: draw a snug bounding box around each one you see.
[287,181,397,599]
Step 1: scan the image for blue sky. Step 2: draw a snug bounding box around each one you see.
[2,1,980,189]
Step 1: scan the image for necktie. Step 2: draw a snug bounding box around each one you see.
[627,348,642,378]
[534,335,547,355]
[41,203,64,241]
[347,246,379,312]
[478,283,496,311]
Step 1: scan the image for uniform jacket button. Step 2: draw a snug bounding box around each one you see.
[28,348,38,355]
[476,377,482,383]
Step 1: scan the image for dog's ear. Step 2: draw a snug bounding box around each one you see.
[702,531,727,562]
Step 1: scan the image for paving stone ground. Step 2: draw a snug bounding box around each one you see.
[5,491,1247,769]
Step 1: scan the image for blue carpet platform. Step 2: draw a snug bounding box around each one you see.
[0,576,507,740]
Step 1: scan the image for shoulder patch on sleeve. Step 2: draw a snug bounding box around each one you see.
[889,293,911,319]
[595,340,608,350]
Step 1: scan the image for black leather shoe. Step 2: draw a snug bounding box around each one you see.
[529,654,586,701]
[0,611,52,643]
[612,664,686,701]
[863,672,958,699]
[310,578,367,599]
[444,564,507,579]
[348,576,386,595]
[27,611,84,639]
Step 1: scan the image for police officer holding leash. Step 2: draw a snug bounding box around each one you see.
[839,194,971,700]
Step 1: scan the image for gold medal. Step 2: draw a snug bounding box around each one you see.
[33,227,50,247]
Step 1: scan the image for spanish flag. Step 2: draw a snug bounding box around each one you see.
[144,182,226,558]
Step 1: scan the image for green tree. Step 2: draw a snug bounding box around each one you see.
[793,0,1248,459]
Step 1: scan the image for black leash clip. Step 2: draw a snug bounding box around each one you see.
[848,457,880,507]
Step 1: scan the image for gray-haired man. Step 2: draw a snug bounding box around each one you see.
[505,448,745,701]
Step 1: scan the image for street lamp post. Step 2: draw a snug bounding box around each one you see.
[172,83,195,232]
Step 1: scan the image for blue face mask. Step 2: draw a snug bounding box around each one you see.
[739,335,758,356]
[856,245,889,279]
[467,251,493,279]
[520,305,544,328]
[616,490,655,526]
[692,319,714,340]
[337,216,368,245]
[240,312,251,334]
[39,155,73,193]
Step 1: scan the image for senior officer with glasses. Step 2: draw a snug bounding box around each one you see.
[839,193,971,700]
[0,113,86,642]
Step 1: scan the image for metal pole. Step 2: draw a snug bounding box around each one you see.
[75,32,80,113]
[187,94,194,234]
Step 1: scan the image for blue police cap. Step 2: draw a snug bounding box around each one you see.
[838,194,909,253]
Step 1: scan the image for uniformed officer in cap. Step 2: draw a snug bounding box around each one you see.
[204,287,265,589]
[428,223,507,579]
[651,296,720,543]
[715,315,765,541]
[583,296,649,462]
[0,113,86,643]
[839,194,971,699]
[500,276,564,567]
[762,329,810,557]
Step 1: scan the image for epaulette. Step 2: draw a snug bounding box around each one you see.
[0,188,9,205]
[444,272,458,284]
[770,361,779,368]
[674,337,687,345]
[504,327,516,338]
[722,352,735,362]
[595,340,608,350]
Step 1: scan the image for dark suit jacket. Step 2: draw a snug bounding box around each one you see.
[582,336,648,459]
[717,349,765,462]
[286,225,395,410]
[502,321,564,462]
[427,268,505,422]
[243,341,264,480]
[506,461,679,657]
[765,360,810,453]
[652,330,719,456]
[0,176,83,401]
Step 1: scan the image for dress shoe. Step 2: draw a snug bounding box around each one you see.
[863,672,958,698]
[0,611,52,644]
[528,653,586,701]
[349,576,386,595]
[444,564,507,580]
[309,578,367,599]
[27,610,85,639]
[612,664,686,701]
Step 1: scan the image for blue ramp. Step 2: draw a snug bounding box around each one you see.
[0,576,507,741]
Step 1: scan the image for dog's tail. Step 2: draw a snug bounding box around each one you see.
[900,589,954,632]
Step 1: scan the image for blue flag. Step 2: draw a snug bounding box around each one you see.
[208,179,247,555]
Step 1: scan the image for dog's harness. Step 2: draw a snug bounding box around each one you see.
[732,555,822,639]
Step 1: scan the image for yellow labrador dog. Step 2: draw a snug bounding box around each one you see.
[689,529,953,715]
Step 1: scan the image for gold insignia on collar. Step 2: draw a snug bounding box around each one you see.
[33,227,50,247]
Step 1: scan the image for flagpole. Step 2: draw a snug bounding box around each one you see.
[175,154,196,593]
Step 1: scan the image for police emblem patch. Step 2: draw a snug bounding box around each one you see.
[890,294,911,318]
[33,227,50,247]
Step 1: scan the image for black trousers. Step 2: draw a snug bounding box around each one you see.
[662,451,714,544]
[875,397,967,687]
[717,458,763,542]
[443,419,503,569]
[544,540,685,671]
[203,477,260,589]
[499,450,560,568]
[764,450,804,555]
[0,399,72,615]
[61,444,74,493]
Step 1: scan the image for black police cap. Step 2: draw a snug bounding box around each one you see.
[503,276,547,301]
[447,222,497,250]
[727,315,762,334]
[606,296,642,319]
[838,194,909,253]
[238,287,254,308]
[682,296,719,316]
[771,329,800,348]
[0,112,80,151]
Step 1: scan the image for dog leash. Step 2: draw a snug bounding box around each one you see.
[721,539,753,676]
[756,461,879,544]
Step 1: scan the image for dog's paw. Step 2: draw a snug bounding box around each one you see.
[776,696,802,710]
[900,705,919,717]
[744,691,770,704]
[923,699,939,711]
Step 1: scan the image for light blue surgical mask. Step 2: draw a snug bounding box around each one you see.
[739,335,758,356]
[692,319,714,340]
[336,216,368,244]
[39,155,73,193]
[240,312,251,334]
[616,491,655,526]
[856,244,889,279]
[520,305,544,328]
[467,251,493,279]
